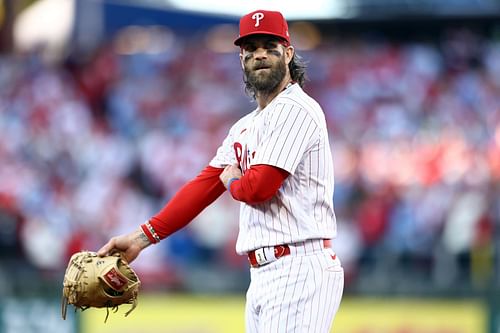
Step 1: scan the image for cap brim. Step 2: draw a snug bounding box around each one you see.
[234,31,289,46]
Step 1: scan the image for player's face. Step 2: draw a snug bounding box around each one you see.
[240,36,290,94]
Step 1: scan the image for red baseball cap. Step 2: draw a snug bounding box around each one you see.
[234,10,290,46]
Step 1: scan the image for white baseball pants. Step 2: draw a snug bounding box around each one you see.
[245,240,344,333]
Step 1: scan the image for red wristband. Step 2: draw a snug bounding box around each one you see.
[140,221,160,244]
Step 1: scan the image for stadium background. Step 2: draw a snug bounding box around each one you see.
[0,0,500,332]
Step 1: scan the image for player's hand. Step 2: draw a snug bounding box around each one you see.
[97,228,151,263]
[220,163,242,189]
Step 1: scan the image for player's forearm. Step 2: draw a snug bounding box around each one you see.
[229,164,288,204]
[145,166,226,242]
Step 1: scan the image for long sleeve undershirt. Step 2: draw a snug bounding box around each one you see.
[229,164,289,205]
[149,164,289,240]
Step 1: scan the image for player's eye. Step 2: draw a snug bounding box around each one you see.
[242,44,256,52]
[265,42,279,50]
[241,40,280,56]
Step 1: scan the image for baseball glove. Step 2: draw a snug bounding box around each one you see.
[61,251,140,322]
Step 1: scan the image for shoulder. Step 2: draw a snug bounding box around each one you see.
[274,84,325,124]
[229,110,257,133]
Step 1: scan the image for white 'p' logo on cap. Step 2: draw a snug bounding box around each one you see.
[252,12,264,27]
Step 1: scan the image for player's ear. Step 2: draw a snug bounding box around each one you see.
[239,52,245,70]
[284,45,294,66]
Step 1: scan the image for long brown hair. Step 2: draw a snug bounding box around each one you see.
[289,52,307,88]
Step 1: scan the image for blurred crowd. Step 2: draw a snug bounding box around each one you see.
[0,25,499,295]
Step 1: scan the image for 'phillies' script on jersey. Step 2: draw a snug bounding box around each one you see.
[210,83,337,253]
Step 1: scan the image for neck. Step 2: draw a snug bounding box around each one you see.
[256,75,292,109]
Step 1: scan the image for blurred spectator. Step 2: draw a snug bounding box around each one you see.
[0,24,499,295]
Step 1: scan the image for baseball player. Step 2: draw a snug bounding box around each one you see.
[98,9,344,332]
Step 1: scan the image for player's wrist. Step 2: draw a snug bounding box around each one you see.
[140,221,161,245]
[226,177,240,190]
[135,229,153,248]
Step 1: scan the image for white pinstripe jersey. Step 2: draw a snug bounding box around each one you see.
[210,83,336,254]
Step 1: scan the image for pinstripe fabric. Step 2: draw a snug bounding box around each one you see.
[210,84,336,254]
[210,83,343,332]
[245,246,344,333]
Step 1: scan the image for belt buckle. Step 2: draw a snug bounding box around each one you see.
[254,248,267,266]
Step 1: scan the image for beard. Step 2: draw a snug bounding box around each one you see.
[244,55,287,97]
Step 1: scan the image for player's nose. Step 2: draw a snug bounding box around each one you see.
[253,47,268,60]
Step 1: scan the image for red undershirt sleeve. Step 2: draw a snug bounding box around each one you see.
[149,165,226,240]
[229,164,289,205]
